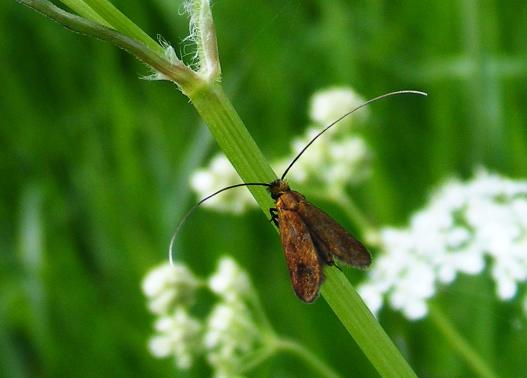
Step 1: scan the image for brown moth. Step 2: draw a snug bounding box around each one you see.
[170,90,427,303]
[268,179,370,302]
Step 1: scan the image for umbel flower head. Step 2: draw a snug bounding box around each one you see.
[309,87,368,126]
[142,263,200,314]
[294,87,370,188]
[190,87,371,213]
[142,263,203,368]
[275,127,371,188]
[208,256,252,302]
[142,257,273,376]
[359,170,527,320]
[148,308,202,369]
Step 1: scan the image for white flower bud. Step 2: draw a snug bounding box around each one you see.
[148,335,173,358]
[147,308,202,369]
[309,87,366,127]
[142,263,200,314]
[204,300,260,376]
[208,256,251,302]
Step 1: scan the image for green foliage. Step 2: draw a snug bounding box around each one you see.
[2,0,527,377]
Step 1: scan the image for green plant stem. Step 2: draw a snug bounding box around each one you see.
[188,0,221,79]
[17,0,199,92]
[59,0,112,27]
[238,344,278,375]
[248,287,274,333]
[71,0,164,55]
[276,338,342,378]
[239,336,342,378]
[428,304,497,378]
[321,268,417,378]
[188,84,277,211]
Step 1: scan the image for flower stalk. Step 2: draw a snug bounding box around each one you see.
[274,338,342,378]
[429,305,497,378]
[321,268,416,378]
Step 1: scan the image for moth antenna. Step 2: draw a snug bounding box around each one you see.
[168,182,271,265]
[280,89,428,180]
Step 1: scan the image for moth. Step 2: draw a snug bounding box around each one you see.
[267,178,370,302]
[170,90,426,302]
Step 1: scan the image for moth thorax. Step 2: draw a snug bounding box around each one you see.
[268,179,290,200]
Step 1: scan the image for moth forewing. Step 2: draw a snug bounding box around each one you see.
[297,198,371,268]
[276,192,324,303]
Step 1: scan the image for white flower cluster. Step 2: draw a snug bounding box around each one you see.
[277,126,371,188]
[359,170,527,320]
[142,263,202,368]
[205,300,258,377]
[204,257,263,377]
[291,88,370,187]
[189,87,371,213]
[142,263,200,314]
[309,87,368,126]
[208,257,251,302]
[148,309,202,369]
[142,257,270,376]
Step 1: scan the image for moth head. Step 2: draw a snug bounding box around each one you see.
[268,179,290,200]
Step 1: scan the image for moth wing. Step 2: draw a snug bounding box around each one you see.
[278,208,324,303]
[297,196,371,268]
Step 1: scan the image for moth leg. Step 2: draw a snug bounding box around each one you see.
[269,208,279,226]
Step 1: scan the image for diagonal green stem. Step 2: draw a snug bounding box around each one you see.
[238,335,342,378]
[429,304,498,378]
[68,0,164,55]
[321,268,417,378]
[58,0,112,27]
[237,344,278,375]
[188,84,277,211]
[275,338,342,378]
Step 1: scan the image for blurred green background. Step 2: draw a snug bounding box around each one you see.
[2,0,527,377]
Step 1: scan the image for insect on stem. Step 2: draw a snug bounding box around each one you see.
[169,89,427,301]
